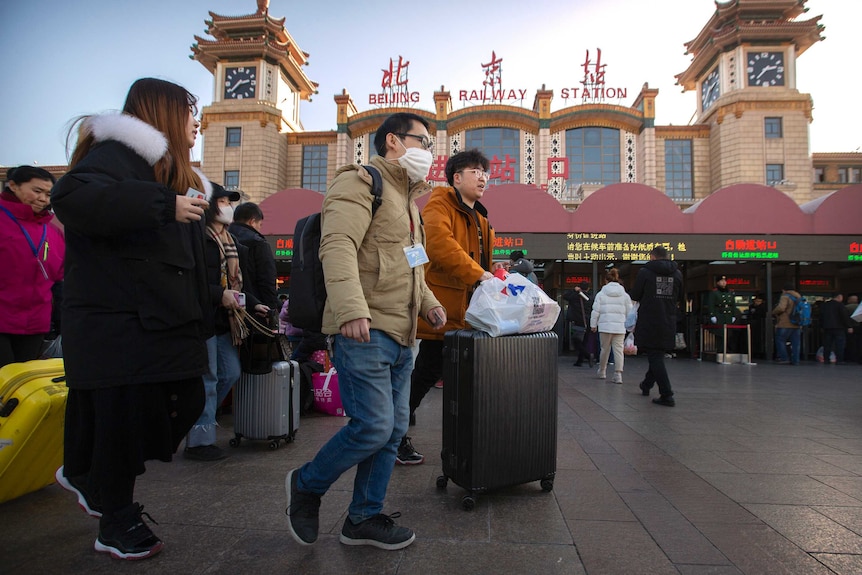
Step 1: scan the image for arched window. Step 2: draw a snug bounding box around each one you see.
[464,127,520,184]
[565,127,620,191]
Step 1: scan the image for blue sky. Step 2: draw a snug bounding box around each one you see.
[1,0,858,167]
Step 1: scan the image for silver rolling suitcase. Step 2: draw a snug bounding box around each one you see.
[231,360,300,449]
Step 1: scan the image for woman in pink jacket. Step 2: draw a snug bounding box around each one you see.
[0,166,65,368]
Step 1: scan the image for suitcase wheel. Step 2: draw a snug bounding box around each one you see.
[461,495,476,511]
[435,475,448,490]
[268,440,280,450]
[229,436,241,448]
[540,478,554,492]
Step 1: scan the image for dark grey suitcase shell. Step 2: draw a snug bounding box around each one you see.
[231,360,300,450]
[438,330,558,509]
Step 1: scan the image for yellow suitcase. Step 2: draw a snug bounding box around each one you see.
[0,358,66,504]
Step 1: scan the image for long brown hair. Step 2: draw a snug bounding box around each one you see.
[68,78,201,193]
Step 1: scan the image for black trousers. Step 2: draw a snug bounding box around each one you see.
[641,350,674,399]
[0,333,44,369]
[64,378,205,514]
[409,339,444,416]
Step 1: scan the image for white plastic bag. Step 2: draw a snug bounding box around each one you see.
[623,332,637,355]
[465,272,561,337]
[625,302,639,331]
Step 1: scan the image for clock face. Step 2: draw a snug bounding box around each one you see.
[747,52,785,87]
[701,67,720,111]
[224,66,257,100]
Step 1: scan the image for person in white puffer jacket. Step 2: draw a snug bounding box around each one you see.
[590,267,633,384]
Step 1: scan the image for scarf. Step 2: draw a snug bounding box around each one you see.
[207,224,247,344]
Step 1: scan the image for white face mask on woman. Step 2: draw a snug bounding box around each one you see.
[395,139,433,183]
[215,205,234,225]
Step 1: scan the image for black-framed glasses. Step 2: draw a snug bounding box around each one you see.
[459,168,491,179]
[396,132,433,151]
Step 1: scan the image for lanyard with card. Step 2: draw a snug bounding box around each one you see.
[403,209,429,268]
[0,205,50,279]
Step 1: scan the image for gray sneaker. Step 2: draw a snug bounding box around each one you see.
[339,512,415,550]
[285,468,321,545]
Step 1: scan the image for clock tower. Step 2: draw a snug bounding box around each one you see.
[675,0,824,201]
[191,0,318,201]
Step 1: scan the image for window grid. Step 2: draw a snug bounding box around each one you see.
[664,140,693,199]
[766,164,784,185]
[226,127,242,147]
[565,127,621,188]
[464,127,520,185]
[224,170,240,190]
[764,117,783,139]
[302,145,329,192]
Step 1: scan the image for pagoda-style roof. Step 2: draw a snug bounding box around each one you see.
[675,0,824,91]
[191,6,317,99]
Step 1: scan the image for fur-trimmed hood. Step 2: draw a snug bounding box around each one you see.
[84,114,167,167]
[83,113,212,199]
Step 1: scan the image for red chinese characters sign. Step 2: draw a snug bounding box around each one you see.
[459,51,528,103]
[425,154,516,184]
[369,55,420,105]
[560,47,628,102]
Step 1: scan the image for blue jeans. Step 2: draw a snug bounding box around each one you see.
[774,327,801,364]
[188,332,241,447]
[296,330,412,523]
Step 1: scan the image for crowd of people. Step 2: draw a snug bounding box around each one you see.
[3,78,860,562]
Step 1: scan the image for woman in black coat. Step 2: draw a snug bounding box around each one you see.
[51,78,211,561]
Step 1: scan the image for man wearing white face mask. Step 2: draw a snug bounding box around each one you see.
[186,183,269,461]
[285,113,444,550]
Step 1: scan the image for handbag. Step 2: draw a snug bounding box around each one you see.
[571,325,586,343]
[312,368,346,416]
[238,308,286,374]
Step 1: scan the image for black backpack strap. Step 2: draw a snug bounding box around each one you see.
[362,164,383,216]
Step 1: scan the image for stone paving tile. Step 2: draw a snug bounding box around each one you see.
[815,505,862,534]
[712,452,855,475]
[743,503,862,554]
[813,454,862,475]
[621,490,731,565]
[701,472,862,507]
[810,552,862,575]
[697,522,837,575]
[555,469,638,522]
[568,518,679,575]
[642,469,762,526]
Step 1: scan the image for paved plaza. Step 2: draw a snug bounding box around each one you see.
[3,355,862,574]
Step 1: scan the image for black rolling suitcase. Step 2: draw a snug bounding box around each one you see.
[437,330,558,510]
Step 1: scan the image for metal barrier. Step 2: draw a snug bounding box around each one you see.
[699,324,756,365]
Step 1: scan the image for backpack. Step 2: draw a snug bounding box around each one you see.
[787,293,812,327]
[288,165,383,332]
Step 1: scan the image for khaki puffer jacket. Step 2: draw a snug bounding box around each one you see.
[319,156,441,347]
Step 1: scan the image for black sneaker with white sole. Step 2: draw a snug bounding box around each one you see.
[95,503,163,560]
[285,468,321,545]
[55,466,102,518]
[396,436,424,465]
[339,512,415,550]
